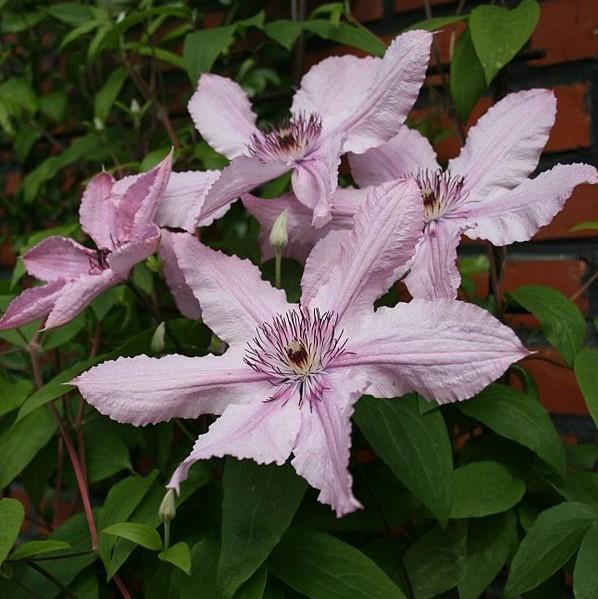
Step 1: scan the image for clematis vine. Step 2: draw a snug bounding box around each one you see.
[73,179,527,516]
[181,30,432,228]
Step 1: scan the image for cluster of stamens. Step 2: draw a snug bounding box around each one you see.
[244,308,348,406]
[247,112,322,163]
[415,169,467,222]
[88,248,111,274]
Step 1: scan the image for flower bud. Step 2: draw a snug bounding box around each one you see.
[269,210,289,253]
[151,322,166,354]
[130,98,141,114]
[93,117,104,131]
[159,489,176,523]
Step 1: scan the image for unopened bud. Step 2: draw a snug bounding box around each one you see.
[159,489,176,523]
[116,11,126,23]
[93,117,104,131]
[130,98,141,114]
[269,209,288,252]
[151,322,166,354]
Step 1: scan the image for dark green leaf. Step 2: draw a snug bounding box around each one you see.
[0,378,32,417]
[470,0,540,84]
[450,27,487,121]
[404,521,466,599]
[0,408,56,488]
[10,540,71,561]
[459,384,566,476]
[574,522,598,599]
[270,529,406,599]
[263,20,303,50]
[303,20,385,56]
[94,66,127,122]
[458,512,517,599]
[159,542,191,576]
[102,522,162,551]
[236,565,267,599]
[41,313,86,351]
[47,3,95,25]
[219,460,306,596]
[183,26,236,82]
[406,15,468,31]
[85,421,132,482]
[179,538,221,598]
[0,498,25,566]
[510,284,585,366]
[451,461,525,518]
[505,502,598,597]
[575,349,598,428]
[354,395,453,524]
[39,91,68,122]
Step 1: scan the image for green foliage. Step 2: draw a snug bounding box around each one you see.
[0,498,24,566]
[575,349,598,428]
[9,540,71,561]
[102,522,163,550]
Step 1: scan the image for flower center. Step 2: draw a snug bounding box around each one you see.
[415,169,467,222]
[244,308,348,405]
[247,112,322,163]
[88,248,111,274]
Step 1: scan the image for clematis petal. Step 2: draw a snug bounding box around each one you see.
[242,187,361,262]
[403,221,462,300]
[465,163,598,245]
[107,223,160,277]
[79,172,117,249]
[332,299,528,404]
[24,237,97,282]
[73,348,271,427]
[167,398,302,493]
[156,170,221,231]
[292,31,432,154]
[449,89,556,201]
[116,152,172,240]
[291,371,366,517]
[44,270,120,330]
[307,179,423,321]
[188,74,259,159]
[170,233,291,344]
[160,231,202,320]
[0,280,65,330]
[197,156,289,229]
[349,126,439,187]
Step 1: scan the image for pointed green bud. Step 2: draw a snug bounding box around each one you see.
[159,489,176,523]
[269,209,289,253]
[151,322,166,354]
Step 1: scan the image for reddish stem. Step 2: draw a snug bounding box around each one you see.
[114,574,133,599]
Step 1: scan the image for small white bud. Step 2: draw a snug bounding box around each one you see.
[151,322,166,354]
[130,98,141,114]
[159,489,176,523]
[116,11,126,23]
[269,209,289,252]
[93,117,104,131]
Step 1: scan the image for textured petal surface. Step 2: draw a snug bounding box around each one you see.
[198,156,289,228]
[170,233,291,344]
[44,270,119,330]
[24,237,97,282]
[156,170,221,231]
[108,223,160,277]
[292,31,432,154]
[291,371,366,517]
[449,89,556,201]
[188,74,259,159]
[116,153,172,240]
[160,231,202,320]
[74,348,270,426]
[333,299,528,404]
[79,172,117,248]
[349,126,439,187]
[0,280,65,330]
[307,179,423,321]
[404,221,462,299]
[465,163,598,245]
[167,398,302,492]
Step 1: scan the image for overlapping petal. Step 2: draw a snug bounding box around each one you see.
[188,74,259,159]
[169,233,290,345]
[72,348,270,426]
[404,221,463,300]
[167,398,302,493]
[449,89,556,201]
[333,299,528,404]
[349,126,439,187]
[79,172,117,249]
[307,179,423,321]
[24,237,97,282]
[108,223,160,277]
[464,163,598,245]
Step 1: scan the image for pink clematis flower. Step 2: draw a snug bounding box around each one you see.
[0,155,178,331]
[182,30,432,228]
[73,179,527,516]
[349,89,598,299]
